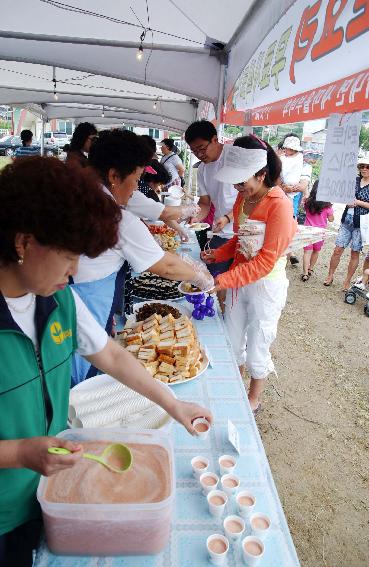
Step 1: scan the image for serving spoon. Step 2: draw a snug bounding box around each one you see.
[48,442,132,473]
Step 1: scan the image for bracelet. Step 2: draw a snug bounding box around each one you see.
[224,214,231,224]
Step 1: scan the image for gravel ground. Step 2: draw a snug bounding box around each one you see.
[253,239,369,566]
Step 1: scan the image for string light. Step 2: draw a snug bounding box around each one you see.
[153,97,159,110]
[136,29,146,61]
[101,106,105,118]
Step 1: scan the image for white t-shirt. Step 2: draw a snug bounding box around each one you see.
[281,153,304,200]
[127,190,165,221]
[74,188,165,283]
[161,152,182,183]
[4,289,108,355]
[197,147,238,238]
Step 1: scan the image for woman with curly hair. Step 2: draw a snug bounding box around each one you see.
[0,156,212,567]
[71,129,213,384]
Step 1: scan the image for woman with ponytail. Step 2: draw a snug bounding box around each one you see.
[202,135,296,414]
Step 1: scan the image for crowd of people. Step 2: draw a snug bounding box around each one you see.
[1,119,369,565]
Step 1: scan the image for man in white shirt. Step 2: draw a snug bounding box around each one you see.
[185,121,238,277]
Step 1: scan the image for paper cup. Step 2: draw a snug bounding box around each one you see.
[223,514,245,543]
[220,473,240,495]
[218,454,237,475]
[206,533,229,565]
[192,417,210,439]
[236,491,256,518]
[207,490,228,518]
[191,456,209,479]
[241,536,265,566]
[250,513,271,540]
[199,472,219,495]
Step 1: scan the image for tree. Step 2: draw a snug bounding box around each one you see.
[359,126,369,151]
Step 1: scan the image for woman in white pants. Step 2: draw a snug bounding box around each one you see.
[202,135,296,413]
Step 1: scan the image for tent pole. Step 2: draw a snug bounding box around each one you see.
[40,116,45,156]
[216,64,226,137]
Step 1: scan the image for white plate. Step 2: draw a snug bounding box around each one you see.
[133,293,183,302]
[68,374,176,429]
[128,301,208,386]
[177,282,213,296]
[188,222,210,231]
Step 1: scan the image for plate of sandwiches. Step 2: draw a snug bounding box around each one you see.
[132,272,183,301]
[117,301,208,385]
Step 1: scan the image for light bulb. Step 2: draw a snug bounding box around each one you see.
[101,112,105,118]
[53,92,58,101]
[153,102,157,110]
[136,45,143,60]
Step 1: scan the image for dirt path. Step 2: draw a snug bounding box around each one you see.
[256,242,369,566]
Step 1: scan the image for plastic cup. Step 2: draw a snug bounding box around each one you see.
[192,417,211,439]
[236,491,256,518]
[206,533,229,565]
[218,454,237,475]
[223,514,245,543]
[241,536,265,566]
[191,456,209,479]
[207,489,228,518]
[199,472,219,495]
[220,473,240,496]
[249,513,271,541]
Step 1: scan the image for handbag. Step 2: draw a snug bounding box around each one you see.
[360,213,369,245]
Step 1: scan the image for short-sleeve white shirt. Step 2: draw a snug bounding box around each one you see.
[160,152,182,182]
[197,147,238,238]
[127,190,165,220]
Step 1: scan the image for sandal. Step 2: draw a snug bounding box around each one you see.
[323,278,333,286]
[301,274,309,282]
[252,404,262,417]
[308,268,314,276]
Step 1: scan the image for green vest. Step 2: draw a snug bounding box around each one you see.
[0,287,77,535]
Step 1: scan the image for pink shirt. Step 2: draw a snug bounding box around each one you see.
[304,205,333,229]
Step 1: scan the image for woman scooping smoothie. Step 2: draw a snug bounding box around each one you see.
[0,157,212,567]
[71,129,213,384]
[202,135,296,414]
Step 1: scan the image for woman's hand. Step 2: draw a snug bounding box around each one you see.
[200,249,216,263]
[213,216,229,233]
[169,400,213,435]
[17,436,83,476]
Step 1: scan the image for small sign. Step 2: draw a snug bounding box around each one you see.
[228,419,241,454]
[317,112,362,204]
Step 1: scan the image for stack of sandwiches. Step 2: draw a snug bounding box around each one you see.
[120,313,203,383]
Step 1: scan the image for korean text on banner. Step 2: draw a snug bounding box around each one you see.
[316,112,362,205]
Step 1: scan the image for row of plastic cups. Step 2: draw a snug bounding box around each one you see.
[191,453,237,478]
[207,532,264,566]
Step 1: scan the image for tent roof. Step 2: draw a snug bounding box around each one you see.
[0,0,294,129]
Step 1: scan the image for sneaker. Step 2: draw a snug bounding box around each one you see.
[289,256,299,265]
[354,282,366,291]
[366,292,369,300]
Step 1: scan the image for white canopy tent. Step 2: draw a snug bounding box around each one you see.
[0,0,296,131]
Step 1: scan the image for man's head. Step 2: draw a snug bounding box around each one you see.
[160,138,176,155]
[20,129,33,147]
[185,120,221,164]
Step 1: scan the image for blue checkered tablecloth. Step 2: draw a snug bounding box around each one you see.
[34,239,300,567]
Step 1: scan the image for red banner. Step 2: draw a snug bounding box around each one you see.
[222,67,369,126]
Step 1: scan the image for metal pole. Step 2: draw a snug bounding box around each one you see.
[40,116,45,156]
[216,64,226,137]
[187,151,195,195]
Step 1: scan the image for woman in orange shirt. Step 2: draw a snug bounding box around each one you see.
[202,135,296,414]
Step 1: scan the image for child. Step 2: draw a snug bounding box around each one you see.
[301,180,334,281]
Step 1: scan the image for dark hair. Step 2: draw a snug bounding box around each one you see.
[0,157,121,265]
[233,135,282,187]
[143,159,171,185]
[20,129,33,146]
[161,138,176,153]
[305,180,332,214]
[89,129,153,184]
[69,122,97,151]
[141,135,157,156]
[185,120,217,144]
[62,143,70,153]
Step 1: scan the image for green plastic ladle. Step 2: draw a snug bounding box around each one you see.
[48,443,132,473]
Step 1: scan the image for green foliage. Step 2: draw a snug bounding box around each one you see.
[223,124,243,138]
[0,121,11,130]
[311,160,322,182]
[359,126,369,151]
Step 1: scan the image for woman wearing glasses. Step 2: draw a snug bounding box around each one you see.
[324,157,369,291]
[66,122,98,168]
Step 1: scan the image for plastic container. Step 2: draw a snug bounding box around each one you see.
[37,428,175,556]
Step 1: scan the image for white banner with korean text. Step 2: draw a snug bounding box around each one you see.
[316,112,361,204]
[223,0,369,125]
